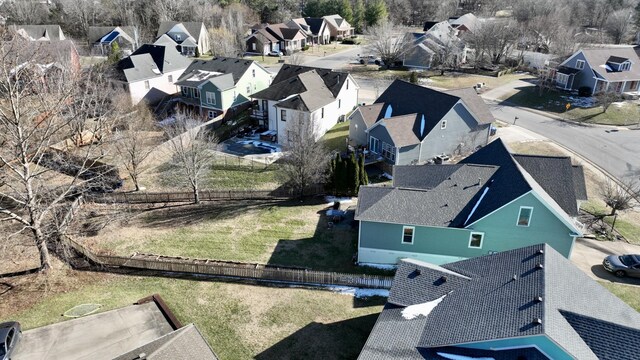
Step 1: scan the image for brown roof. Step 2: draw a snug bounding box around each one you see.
[580,47,640,81]
[444,88,494,125]
[379,114,421,147]
[355,103,385,128]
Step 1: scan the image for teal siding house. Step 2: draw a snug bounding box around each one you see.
[359,244,640,360]
[355,139,587,265]
[175,57,272,119]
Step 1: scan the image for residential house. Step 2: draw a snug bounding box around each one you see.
[15,295,219,359]
[287,17,331,45]
[174,57,272,119]
[355,138,586,265]
[349,80,493,170]
[403,21,467,70]
[116,44,192,105]
[323,14,354,40]
[555,46,640,95]
[247,23,306,55]
[448,12,478,33]
[11,24,65,41]
[359,244,640,360]
[88,26,138,56]
[20,39,81,75]
[422,21,439,32]
[155,21,210,56]
[251,64,359,144]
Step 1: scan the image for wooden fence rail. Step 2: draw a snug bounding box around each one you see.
[87,186,324,204]
[62,237,393,289]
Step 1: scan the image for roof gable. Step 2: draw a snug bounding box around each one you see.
[177,57,255,86]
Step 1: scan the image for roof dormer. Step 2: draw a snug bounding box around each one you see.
[605,56,631,72]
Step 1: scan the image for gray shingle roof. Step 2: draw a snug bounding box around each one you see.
[270,64,350,97]
[87,26,136,45]
[113,324,219,360]
[355,164,497,227]
[579,47,640,81]
[176,57,255,88]
[252,68,338,111]
[118,44,191,83]
[572,165,588,201]
[12,24,65,41]
[359,244,640,360]
[156,21,205,40]
[352,103,385,129]
[377,114,421,147]
[444,88,494,125]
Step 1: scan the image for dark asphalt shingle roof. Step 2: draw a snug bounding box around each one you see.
[423,21,439,31]
[513,154,580,216]
[176,57,255,87]
[572,165,588,201]
[557,65,581,75]
[252,69,335,111]
[304,17,326,34]
[418,346,550,360]
[444,87,494,125]
[359,244,640,360]
[12,24,65,40]
[355,164,497,227]
[118,44,191,83]
[270,64,349,97]
[608,55,629,63]
[351,103,385,129]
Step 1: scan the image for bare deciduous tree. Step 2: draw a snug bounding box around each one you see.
[281,117,331,197]
[605,10,634,44]
[112,105,156,191]
[164,115,216,204]
[596,91,620,113]
[600,179,639,235]
[0,35,121,271]
[365,21,412,67]
[464,20,517,66]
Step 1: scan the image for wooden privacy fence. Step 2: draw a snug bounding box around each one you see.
[88,186,324,204]
[62,237,393,289]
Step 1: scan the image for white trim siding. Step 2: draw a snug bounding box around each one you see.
[358,247,467,265]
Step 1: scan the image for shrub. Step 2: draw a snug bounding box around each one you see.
[409,71,418,84]
[578,86,592,97]
[301,45,310,51]
[341,39,358,45]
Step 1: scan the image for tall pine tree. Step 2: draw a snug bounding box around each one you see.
[353,0,366,33]
[365,0,388,27]
[350,152,359,195]
[359,154,369,186]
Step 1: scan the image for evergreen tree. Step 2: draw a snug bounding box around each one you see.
[336,154,348,195]
[339,0,353,24]
[359,154,369,186]
[304,0,326,17]
[365,0,388,27]
[108,42,122,63]
[195,46,201,58]
[350,152,359,195]
[353,0,366,33]
[326,154,337,193]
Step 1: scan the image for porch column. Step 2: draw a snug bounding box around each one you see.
[621,81,627,93]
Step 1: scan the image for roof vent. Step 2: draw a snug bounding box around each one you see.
[415,269,422,275]
[512,274,518,281]
[536,263,544,269]
[533,318,543,325]
[453,183,457,187]
[134,353,147,360]
[534,296,543,303]
[440,275,447,282]
[537,249,544,254]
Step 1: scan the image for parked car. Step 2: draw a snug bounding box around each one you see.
[603,254,640,278]
[357,54,383,65]
[0,322,21,360]
[268,50,283,57]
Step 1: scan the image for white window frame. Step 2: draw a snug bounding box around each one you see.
[206,91,216,105]
[338,99,341,108]
[468,232,484,248]
[144,80,150,90]
[621,62,631,71]
[182,87,188,96]
[321,107,324,118]
[556,73,569,85]
[369,136,380,153]
[246,85,251,94]
[168,74,173,83]
[252,69,256,77]
[208,110,215,119]
[381,142,396,162]
[517,206,534,227]
[194,89,200,99]
[280,109,287,121]
[441,120,447,129]
[576,60,585,70]
[402,226,415,244]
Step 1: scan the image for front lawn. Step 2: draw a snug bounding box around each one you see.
[600,282,640,311]
[503,87,639,126]
[77,199,376,274]
[0,271,383,360]
[425,72,535,90]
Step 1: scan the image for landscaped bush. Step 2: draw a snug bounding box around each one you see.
[341,38,360,45]
[578,86,592,97]
[302,45,310,51]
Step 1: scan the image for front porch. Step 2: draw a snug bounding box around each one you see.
[594,79,640,95]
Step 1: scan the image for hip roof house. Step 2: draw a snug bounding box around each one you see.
[359,244,640,360]
[355,138,587,265]
[349,80,493,168]
[155,21,210,57]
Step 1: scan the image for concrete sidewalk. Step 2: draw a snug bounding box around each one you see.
[570,238,640,287]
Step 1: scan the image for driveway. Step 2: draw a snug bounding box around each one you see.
[571,238,640,286]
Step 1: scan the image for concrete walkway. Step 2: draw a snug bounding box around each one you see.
[570,238,640,286]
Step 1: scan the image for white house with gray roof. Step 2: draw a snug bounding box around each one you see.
[251,64,359,145]
[359,244,640,359]
[155,21,210,56]
[116,44,192,105]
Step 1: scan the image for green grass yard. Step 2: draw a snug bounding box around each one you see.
[600,282,640,311]
[426,72,535,90]
[503,87,640,126]
[320,121,350,153]
[0,271,382,360]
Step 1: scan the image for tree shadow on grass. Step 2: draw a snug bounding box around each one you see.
[254,313,379,360]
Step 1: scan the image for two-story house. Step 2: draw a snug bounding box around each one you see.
[359,244,640,359]
[349,80,493,171]
[116,44,191,105]
[155,21,210,56]
[246,23,307,55]
[11,24,66,41]
[555,46,640,94]
[175,57,272,119]
[323,14,354,40]
[287,18,331,45]
[355,138,587,265]
[251,65,359,144]
[403,21,467,70]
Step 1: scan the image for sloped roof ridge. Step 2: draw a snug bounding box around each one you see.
[402,258,472,280]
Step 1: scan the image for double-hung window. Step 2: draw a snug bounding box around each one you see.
[206,92,216,105]
[402,226,414,244]
[281,109,287,121]
[469,232,484,248]
[576,60,585,70]
[381,142,396,162]
[517,207,533,227]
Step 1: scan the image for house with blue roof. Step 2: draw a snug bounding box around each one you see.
[359,244,640,360]
[355,138,587,265]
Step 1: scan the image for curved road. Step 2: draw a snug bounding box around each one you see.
[488,101,640,182]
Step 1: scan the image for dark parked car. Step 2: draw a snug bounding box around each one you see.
[0,322,21,360]
[603,254,640,278]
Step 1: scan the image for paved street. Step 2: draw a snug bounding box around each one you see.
[302,46,363,69]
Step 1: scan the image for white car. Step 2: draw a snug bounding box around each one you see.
[358,54,383,65]
[268,50,283,57]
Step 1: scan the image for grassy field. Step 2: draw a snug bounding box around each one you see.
[600,282,640,311]
[0,270,383,360]
[426,72,535,90]
[503,87,639,126]
[78,199,377,274]
[321,121,350,153]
